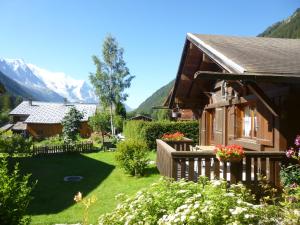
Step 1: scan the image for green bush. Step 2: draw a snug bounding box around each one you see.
[280,164,300,186]
[0,157,35,225]
[123,120,199,149]
[115,139,149,176]
[0,131,32,156]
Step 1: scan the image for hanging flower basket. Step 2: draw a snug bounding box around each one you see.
[214,144,245,163]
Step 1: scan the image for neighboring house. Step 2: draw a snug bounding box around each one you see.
[165,33,300,151]
[9,100,97,138]
[129,115,153,121]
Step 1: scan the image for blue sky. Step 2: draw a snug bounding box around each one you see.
[0,0,298,109]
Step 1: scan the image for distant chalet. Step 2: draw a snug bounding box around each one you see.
[165,33,300,151]
[9,100,97,138]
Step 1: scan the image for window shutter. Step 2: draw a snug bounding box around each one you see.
[257,102,274,146]
[215,108,224,144]
[200,111,207,145]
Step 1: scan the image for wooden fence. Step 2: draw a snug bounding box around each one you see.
[156,139,290,188]
[33,141,93,155]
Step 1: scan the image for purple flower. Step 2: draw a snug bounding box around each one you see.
[290,183,298,188]
[286,148,295,158]
[295,135,300,147]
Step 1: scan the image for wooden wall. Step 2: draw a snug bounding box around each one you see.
[27,121,92,139]
[199,81,291,152]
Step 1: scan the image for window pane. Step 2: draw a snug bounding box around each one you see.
[253,107,257,137]
[243,106,251,137]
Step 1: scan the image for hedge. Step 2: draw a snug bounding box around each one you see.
[123,120,199,149]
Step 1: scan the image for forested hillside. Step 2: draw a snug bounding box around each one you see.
[259,8,300,38]
[134,80,174,117]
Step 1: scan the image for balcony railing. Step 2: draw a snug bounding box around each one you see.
[156,139,290,188]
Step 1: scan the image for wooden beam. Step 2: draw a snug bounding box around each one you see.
[194,71,300,83]
[244,81,279,117]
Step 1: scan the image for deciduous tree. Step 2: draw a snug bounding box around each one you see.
[89,35,134,135]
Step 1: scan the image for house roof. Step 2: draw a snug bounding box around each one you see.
[10,101,97,124]
[167,33,300,109]
[187,33,300,75]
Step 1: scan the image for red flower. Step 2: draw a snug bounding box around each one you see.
[162,132,185,141]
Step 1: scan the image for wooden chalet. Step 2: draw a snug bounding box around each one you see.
[156,34,300,187]
[9,100,97,138]
[129,115,153,121]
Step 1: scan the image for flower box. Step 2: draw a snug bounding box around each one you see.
[214,144,245,162]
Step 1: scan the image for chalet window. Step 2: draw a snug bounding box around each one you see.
[241,105,257,139]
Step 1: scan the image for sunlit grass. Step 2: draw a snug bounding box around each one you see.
[15,151,159,225]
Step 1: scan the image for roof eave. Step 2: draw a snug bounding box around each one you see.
[187,33,245,74]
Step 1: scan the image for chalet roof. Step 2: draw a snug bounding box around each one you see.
[188,33,300,75]
[167,34,300,109]
[10,101,97,124]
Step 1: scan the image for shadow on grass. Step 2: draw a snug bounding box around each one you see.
[144,165,159,177]
[14,153,114,215]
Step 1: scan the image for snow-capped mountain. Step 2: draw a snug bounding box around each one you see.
[0,58,97,103]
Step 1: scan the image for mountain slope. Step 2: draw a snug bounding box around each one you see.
[0,58,97,103]
[0,70,32,99]
[258,8,300,38]
[134,80,174,115]
[135,8,300,117]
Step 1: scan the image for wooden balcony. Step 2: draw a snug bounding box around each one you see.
[156,139,290,188]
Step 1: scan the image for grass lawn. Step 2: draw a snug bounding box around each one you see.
[14,151,160,225]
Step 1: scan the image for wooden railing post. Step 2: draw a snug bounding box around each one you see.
[230,161,243,183]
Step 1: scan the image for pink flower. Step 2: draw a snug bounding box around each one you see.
[286,148,295,158]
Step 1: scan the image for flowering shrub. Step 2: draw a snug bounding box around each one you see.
[98,177,294,225]
[286,135,300,161]
[214,144,244,162]
[281,135,300,187]
[161,132,185,141]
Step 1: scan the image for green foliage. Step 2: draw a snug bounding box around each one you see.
[98,178,270,225]
[113,114,124,133]
[280,164,300,186]
[0,157,35,225]
[115,139,149,176]
[61,107,83,144]
[124,120,199,149]
[88,111,111,143]
[115,102,127,119]
[259,8,300,39]
[0,131,32,156]
[0,94,23,126]
[134,80,174,116]
[152,109,170,121]
[89,34,134,135]
[34,135,63,147]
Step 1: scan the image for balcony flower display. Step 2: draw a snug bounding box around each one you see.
[214,144,245,162]
[161,132,185,141]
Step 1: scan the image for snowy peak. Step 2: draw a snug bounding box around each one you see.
[0,58,97,103]
[27,63,96,102]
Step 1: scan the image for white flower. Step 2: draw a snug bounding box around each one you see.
[177,190,188,194]
[230,207,247,215]
[224,192,235,197]
[244,214,255,219]
[211,180,222,187]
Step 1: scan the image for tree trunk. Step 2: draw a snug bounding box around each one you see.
[110,103,114,136]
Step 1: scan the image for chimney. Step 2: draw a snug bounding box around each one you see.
[28,98,32,106]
